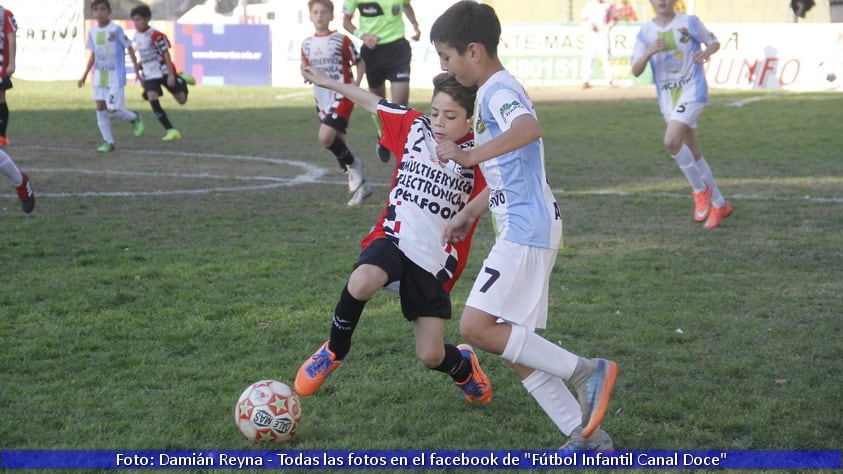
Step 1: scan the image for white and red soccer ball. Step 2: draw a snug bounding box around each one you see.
[234,380,302,442]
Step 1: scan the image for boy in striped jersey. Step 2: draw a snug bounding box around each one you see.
[302,0,371,206]
[130,5,194,142]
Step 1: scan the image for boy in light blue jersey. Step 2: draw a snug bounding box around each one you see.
[431,0,617,451]
[631,0,731,229]
[78,0,144,153]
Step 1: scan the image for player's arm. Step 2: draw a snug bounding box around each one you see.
[436,114,542,168]
[343,9,378,49]
[127,45,142,81]
[692,22,720,64]
[403,2,420,41]
[79,51,95,87]
[301,64,379,114]
[162,49,177,86]
[630,37,663,77]
[6,29,15,76]
[441,186,490,246]
[354,59,365,87]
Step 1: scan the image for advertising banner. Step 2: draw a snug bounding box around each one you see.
[177,23,271,86]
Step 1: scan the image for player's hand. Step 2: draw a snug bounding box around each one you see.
[300,64,330,86]
[435,140,471,166]
[441,212,471,246]
[410,25,421,41]
[692,51,708,64]
[649,37,665,55]
[362,34,379,49]
[77,78,85,88]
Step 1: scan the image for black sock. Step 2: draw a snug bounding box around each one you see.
[328,284,366,359]
[150,99,174,130]
[0,102,8,136]
[327,138,355,170]
[433,344,471,383]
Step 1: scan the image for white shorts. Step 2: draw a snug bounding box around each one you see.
[663,100,705,128]
[465,239,557,331]
[93,86,126,111]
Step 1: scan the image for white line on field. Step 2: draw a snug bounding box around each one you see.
[8,145,842,203]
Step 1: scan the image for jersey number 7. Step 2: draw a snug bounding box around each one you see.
[479,266,501,293]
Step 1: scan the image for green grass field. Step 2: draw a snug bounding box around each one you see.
[1,79,841,467]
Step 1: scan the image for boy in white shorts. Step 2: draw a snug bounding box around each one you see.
[431,1,618,451]
[78,0,144,153]
[631,0,731,229]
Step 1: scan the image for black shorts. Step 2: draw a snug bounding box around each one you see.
[360,38,411,89]
[354,238,451,321]
[0,77,12,91]
[141,74,189,100]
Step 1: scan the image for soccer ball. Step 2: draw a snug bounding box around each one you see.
[234,380,302,442]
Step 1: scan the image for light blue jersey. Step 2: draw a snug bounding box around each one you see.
[474,70,562,250]
[86,21,130,89]
[632,13,718,115]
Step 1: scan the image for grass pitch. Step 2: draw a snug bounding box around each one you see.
[1,80,841,460]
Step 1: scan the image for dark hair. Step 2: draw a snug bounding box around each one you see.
[432,72,477,117]
[91,0,111,11]
[307,0,334,11]
[430,0,500,57]
[130,4,152,19]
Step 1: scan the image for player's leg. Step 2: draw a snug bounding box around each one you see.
[684,127,732,228]
[93,91,115,152]
[0,80,11,145]
[168,73,189,105]
[0,148,35,213]
[665,103,718,221]
[295,241,396,396]
[389,81,410,107]
[461,241,617,437]
[321,108,368,199]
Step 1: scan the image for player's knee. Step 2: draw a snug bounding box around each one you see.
[416,345,443,369]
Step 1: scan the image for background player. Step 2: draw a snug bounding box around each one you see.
[0,4,17,146]
[631,0,731,229]
[302,0,371,207]
[130,4,195,142]
[343,0,420,163]
[78,0,144,153]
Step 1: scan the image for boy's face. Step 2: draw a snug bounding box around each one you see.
[433,41,477,88]
[309,3,332,32]
[650,0,676,14]
[430,92,472,144]
[92,2,111,25]
[131,15,150,31]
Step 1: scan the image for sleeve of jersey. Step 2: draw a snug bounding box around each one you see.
[692,16,718,45]
[4,12,14,34]
[486,86,532,133]
[153,32,171,52]
[376,102,420,157]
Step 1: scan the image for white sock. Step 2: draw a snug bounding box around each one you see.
[695,157,725,207]
[501,324,580,380]
[111,109,137,122]
[672,145,706,192]
[0,149,22,185]
[522,370,581,436]
[97,110,114,144]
